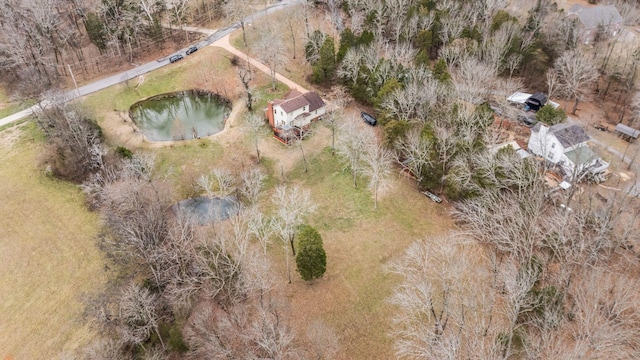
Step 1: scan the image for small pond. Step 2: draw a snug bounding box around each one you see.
[175,196,239,225]
[129,90,231,141]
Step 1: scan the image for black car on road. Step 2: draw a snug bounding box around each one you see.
[169,54,184,63]
[361,111,377,126]
[186,46,198,55]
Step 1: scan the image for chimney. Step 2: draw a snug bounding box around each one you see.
[266,101,275,128]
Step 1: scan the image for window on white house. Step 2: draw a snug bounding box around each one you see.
[548,151,553,158]
[551,143,555,148]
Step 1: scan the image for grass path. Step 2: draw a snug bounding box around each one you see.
[0,124,110,359]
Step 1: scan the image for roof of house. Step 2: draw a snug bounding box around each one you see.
[490,140,531,159]
[550,123,591,148]
[275,91,325,114]
[615,123,640,138]
[303,92,325,112]
[532,123,591,147]
[569,5,623,29]
[507,92,559,108]
[526,92,548,105]
[564,145,598,166]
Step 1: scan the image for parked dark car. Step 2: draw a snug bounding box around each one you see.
[422,190,442,203]
[169,54,184,63]
[361,111,377,126]
[517,113,537,127]
[186,46,198,55]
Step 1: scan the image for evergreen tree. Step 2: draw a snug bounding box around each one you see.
[295,225,326,282]
[536,104,566,125]
[312,37,337,85]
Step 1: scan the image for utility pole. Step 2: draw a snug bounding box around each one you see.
[68,64,81,98]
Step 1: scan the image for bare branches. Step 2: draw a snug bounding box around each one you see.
[362,141,394,209]
[255,23,287,90]
[388,234,500,359]
[569,268,640,358]
[271,185,317,283]
[553,50,598,114]
[118,283,164,349]
[336,117,376,188]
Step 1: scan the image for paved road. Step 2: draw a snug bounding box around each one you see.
[0,0,301,129]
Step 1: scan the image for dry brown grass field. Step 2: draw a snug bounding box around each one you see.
[0,123,110,359]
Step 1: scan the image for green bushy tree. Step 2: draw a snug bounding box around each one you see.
[295,225,326,282]
[536,104,566,125]
[312,37,337,85]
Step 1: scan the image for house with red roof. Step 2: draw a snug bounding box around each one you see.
[265,90,326,144]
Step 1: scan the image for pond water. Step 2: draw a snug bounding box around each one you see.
[175,196,239,225]
[129,90,230,141]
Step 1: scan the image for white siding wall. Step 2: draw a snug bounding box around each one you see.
[274,104,326,128]
[528,127,564,163]
[273,105,288,127]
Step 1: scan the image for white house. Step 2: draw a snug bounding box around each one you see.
[265,90,326,138]
[568,5,623,44]
[528,122,609,181]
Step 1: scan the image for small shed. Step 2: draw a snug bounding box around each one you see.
[507,92,559,109]
[525,92,548,112]
[615,123,640,142]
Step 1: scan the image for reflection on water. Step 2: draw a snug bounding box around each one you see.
[130,90,230,141]
[175,196,238,225]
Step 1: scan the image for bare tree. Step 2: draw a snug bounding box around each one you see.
[245,112,265,163]
[325,88,349,153]
[224,0,253,47]
[337,117,376,188]
[452,57,498,105]
[388,234,504,359]
[394,130,430,183]
[247,206,275,256]
[305,320,340,360]
[568,268,640,358]
[553,50,599,114]
[118,283,164,349]
[255,24,287,90]
[380,67,440,123]
[237,60,255,111]
[80,338,131,360]
[362,141,394,209]
[271,185,317,283]
[169,0,190,38]
[239,168,266,206]
[291,126,313,173]
[35,98,105,183]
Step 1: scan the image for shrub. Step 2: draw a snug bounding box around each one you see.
[536,104,566,125]
[168,326,189,353]
[295,224,326,282]
[230,55,239,66]
[116,146,133,159]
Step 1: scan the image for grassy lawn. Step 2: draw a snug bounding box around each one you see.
[0,86,36,119]
[269,147,453,359]
[0,122,110,359]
